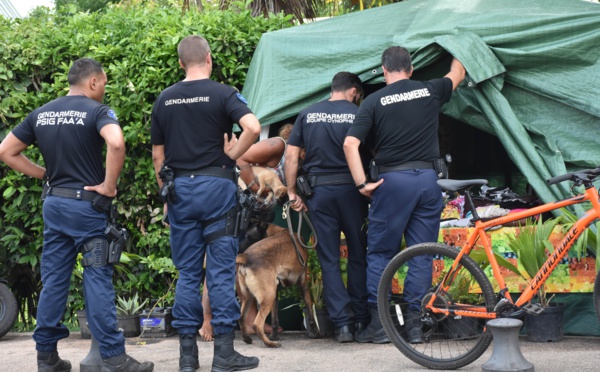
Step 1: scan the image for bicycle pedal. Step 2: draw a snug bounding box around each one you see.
[522,303,545,315]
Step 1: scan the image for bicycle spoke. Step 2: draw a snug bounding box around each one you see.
[378,243,496,370]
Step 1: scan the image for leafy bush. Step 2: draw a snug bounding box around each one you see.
[0,4,292,324]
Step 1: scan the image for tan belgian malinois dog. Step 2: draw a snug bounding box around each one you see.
[236,224,320,347]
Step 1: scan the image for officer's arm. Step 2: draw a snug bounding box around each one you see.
[344,135,383,197]
[445,58,466,91]
[152,144,166,188]
[236,138,284,193]
[0,132,46,179]
[97,123,125,197]
[284,144,306,211]
[344,136,367,186]
[225,113,261,160]
[238,138,284,166]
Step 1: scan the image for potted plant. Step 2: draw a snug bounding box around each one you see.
[270,285,304,331]
[507,216,566,342]
[443,267,483,335]
[76,293,147,339]
[440,250,519,339]
[302,249,334,337]
[115,293,148,338]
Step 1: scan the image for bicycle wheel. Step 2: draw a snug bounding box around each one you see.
[378,243,496,370]
[0,282,17,339]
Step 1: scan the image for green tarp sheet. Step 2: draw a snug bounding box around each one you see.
[241,0,600,203]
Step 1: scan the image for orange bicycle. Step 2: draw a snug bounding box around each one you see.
[377,167,600,370]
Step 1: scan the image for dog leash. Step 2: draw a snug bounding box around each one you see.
[282,200,318,268]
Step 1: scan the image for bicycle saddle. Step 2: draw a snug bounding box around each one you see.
[437,179,488,193]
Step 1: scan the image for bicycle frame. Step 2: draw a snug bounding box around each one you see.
[428,184,600,319]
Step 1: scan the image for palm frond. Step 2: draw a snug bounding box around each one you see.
[220,0,319,23]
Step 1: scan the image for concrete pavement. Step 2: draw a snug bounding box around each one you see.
[2,331,600,371]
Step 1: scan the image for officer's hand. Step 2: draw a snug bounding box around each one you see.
[84,183,117,198]
[359,179,384,198]
[223,133,238,159]
[162,203,170,226]
[288,193,307,212]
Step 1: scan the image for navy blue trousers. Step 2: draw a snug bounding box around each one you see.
[33,196,125,359]
[306,184,369,327]
[168,175,239,335]
[367,169,442,309]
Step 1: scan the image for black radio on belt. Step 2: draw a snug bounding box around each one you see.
[369,159,379,182]
[92,194,114,214]
[433,154,452,179]
[158,163,176,203]
[296,174,313,198]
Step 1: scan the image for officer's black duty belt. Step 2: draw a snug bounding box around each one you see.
[46,187,98,201]
[379,160,433,173]
[173,166,236,182]
[307,173,354,187]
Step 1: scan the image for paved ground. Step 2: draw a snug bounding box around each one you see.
[2,330,600,371]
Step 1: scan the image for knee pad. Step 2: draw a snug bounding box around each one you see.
[81,237,109,267]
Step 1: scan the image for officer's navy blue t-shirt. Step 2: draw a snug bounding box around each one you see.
[289,99,358,174]
[11,95,119,188]
[347,77,453,167]
[150,79,253,170]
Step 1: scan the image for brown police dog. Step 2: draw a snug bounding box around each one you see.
[236,224,320,347]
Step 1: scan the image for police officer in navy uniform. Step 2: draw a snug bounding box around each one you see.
[344,47,466,344]
[0,58,154,372]
[151,35,260,372]
[285,72,369,343]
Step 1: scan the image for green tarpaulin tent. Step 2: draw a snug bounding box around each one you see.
[241,0,600,204]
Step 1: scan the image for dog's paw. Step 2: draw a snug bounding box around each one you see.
[268,333,280,341]
[242,334,253,344]
[265,341,281,348]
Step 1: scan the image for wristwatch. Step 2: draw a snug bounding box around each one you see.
[356,181,368,190]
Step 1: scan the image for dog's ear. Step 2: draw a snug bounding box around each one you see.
[239,224,263,253]
[258,220,268,232]
[275,186,288,199]
[239,220,271,253]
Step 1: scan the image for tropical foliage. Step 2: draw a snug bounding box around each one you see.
[507,217,562,307]
[116,292,149,316]
[54,0,120,13]
[0,3,292,327]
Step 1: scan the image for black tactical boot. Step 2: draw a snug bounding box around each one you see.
[354,304,390,344]
[101,353,154,372]
[354,321,368,334]
[404,310,424,344]
[334,325,354,343]
[179,333,200,372]
[211,331,259,372]
[37,351,72,372]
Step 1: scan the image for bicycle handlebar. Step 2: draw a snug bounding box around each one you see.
[546,173,574,185]
[546,166,600,186]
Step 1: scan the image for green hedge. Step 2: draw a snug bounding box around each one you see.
[0,4,292,325]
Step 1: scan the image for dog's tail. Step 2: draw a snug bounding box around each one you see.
[236,253,248,265]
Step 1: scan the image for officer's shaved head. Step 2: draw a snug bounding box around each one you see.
[68,58,104,86]
[381,46,412,73]
[178,35,211,68]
